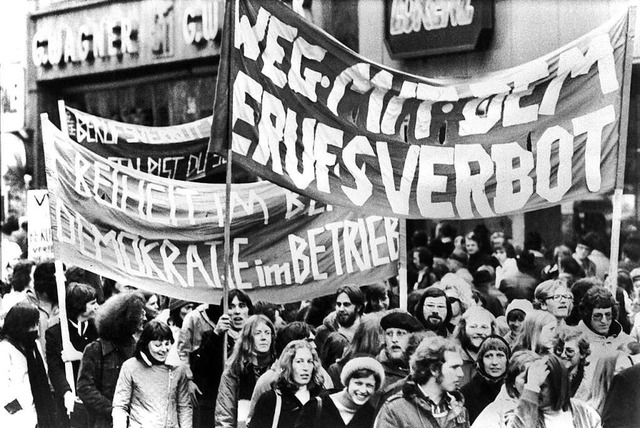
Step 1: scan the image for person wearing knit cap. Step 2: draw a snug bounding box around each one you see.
[460,335,511,424]
[376,313,422,396]
[375,335,469,428]
[503,299,534,347]
[294,356,384,428]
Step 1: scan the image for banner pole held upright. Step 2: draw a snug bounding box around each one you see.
[608,6,635,297]
[399,219,407,310]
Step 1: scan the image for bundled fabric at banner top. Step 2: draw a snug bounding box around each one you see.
[61,103,225,181]
[209,0,633,219]
[41,115,398,304]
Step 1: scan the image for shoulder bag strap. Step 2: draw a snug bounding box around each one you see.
[314,396,322,428]
[271,391,282,428]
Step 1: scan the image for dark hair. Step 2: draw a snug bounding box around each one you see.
[33,260,58,305]
[622,240,640,261]
[102,278,120,301]
[542,354,571,412]
[505,351,540,398]
[66,282,97,321]
[411,230,429,248]
[65,266,104,304]
[335,285,365,315]
[275,321,314,356]
[410,336,459,385]
[477,336,511,369]
[222,289,254,314]
[304,295,335,327]
[495,242,517,259]
[1,302,40,341]
[578,232,600,252]
[320,332,349,368]
[414,247,434,268]
[10,260,34,292]
[617,269,633,295]
[135,320,174,361]
[559,256,585,278]
[524,231,543,253]
[1,215,19,235]
[415,287,452,329]
[95,292,145,342]
[579,286,618,325]
[438,223,456,239]
[254,301,279,325]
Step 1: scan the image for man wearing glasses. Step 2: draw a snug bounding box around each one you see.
[534,279,574,328]
[574,286,632,401]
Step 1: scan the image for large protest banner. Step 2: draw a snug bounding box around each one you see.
[42,115,398,304]
[62,104,225,181]
[210,0,632,219]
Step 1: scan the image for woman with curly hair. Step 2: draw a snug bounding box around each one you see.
[77,292,146,428]
[112,320,192,428]
[553,326,590,397]
[249,340,325,428]
[215,314,276,428]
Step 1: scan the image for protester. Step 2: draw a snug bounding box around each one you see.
[189,290,253,427]
[415,287,453,337]
[316,286,365,350]
[454,306,496,386]
[1,259,34,315]
[435,273,475,327]
[248,322,333,421]
[541,245,573,281]
[328,315,385,388]
[499,251,540,303]
[139,291,160,322]
[412,246,436,290]
[374,335,468,428]
[249,340,325,428]
[0,302,57,428]
[534,279,573,327]
[512,310,557,355]
[45,282,99,427]
[574,286,631,400]
[465,231,493,274]
[363,282,393,313]
[1,216,22,282]
[428,221,456,259]
[502,300,533,347]
[112,320,192,428]
[461,335,511,423]
[494,243,518,289]
[295,356,384,428]
[553,325,590,397]
[472,269,505,318]
[375,312,422,396]
[77,292,145,428]
[215,314,276,428]
[573,234,598,278]
[601,363,640,428]
[506,355,600,428]
[31,260,60,356]
[585,352,625,416]
[472,350,539,428]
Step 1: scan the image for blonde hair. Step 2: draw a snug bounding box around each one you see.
[512,310,557,353]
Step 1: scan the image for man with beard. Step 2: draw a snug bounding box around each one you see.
[453,306,496,387]
[375,335,469,428]
[377,312,423,391]
[315,285,365,352]
[415,287,453,337]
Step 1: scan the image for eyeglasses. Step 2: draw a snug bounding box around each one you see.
[554,346,577,358]
[592,312,613,321]
[547,294,573,301]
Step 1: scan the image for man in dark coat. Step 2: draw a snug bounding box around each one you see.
[602,363,640,428]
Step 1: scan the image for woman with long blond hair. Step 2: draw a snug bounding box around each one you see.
[249,340,325,428]
[512,310,557,355]
[215,314,276,428]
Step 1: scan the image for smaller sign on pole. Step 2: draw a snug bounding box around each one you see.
[27,189,54,261]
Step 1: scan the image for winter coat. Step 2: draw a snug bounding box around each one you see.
[215,363,269,428]
[602,364,640,428]
[112,357,192,428]
[574,320,631,401]
[0,339,41,428]
[375,381,469,428]
[77,338,135,428]
[460,372,503,424]
[190,329,234,406]
[471,385,516,428]
[249,388,320,428]
[294,393,376,428]
[506,388,600,428]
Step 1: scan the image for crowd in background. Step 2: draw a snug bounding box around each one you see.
[1,215,640,428]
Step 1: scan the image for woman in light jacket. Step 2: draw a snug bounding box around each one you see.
[112,320,192,428]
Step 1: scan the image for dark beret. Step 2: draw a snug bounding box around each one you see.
[380,312,423,333]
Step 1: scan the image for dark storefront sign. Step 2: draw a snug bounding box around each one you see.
[384,0,494,59]
[31,0,224,81]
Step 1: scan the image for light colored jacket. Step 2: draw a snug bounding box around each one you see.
[472,385,516,428]
[177,305,215,362]
[0,340,41,428]
[112,357,192,428]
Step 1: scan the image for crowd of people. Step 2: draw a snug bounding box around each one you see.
[1,218,640,428]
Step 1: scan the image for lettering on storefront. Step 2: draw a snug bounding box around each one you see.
[183,0,223,46]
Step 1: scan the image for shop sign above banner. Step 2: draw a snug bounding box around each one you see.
[62,103,225,181]
[42,116,398,304]
[209,0,632,219]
